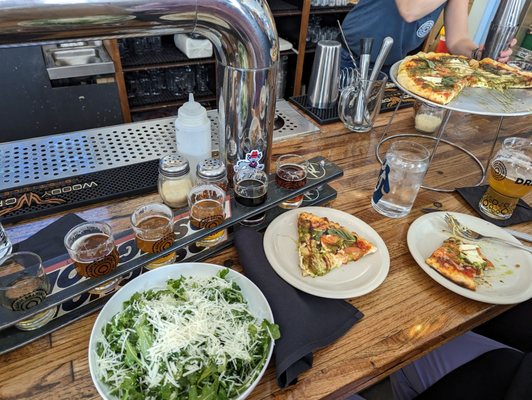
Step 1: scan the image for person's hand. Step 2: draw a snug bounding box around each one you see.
[497,38,518,63]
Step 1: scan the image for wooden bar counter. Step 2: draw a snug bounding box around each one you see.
[1,107,530,399]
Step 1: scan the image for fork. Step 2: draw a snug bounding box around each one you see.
[444,214,532,253]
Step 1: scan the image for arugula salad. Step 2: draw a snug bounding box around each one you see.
[96,270,280,399]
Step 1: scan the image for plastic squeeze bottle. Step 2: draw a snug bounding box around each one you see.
[175,93,212,175]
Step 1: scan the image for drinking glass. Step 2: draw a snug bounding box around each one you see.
[479,137,532,220]
[338,71,388,133]
[233,168,269,226]
[131,203,176,270]
[0,252,56,331]
[64,222,120,295]
[276,154,309,209]
[371,141,430,218]
[188,184,227,247]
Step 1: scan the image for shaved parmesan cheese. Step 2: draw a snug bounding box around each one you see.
[422,76,443,84]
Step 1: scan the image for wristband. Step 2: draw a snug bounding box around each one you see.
[471,47,483,60]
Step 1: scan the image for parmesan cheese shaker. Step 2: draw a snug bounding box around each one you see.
[158,154,193,208]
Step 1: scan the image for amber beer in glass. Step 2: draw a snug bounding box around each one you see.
[479,137,531,220]
[188,184,227,247]
[131,203,176,270]
[64,222,120,294]
[275,154,309,209]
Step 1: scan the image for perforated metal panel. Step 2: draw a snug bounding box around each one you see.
[1,100,318,189]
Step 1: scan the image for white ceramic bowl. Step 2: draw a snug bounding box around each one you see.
[88,262,274,399]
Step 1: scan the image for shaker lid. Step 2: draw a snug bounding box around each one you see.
[197,157,226,180]
[159,154,190,177]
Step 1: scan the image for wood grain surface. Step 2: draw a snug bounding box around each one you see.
[1,107,530,400]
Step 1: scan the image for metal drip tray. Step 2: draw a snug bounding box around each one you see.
[0,99,319,190]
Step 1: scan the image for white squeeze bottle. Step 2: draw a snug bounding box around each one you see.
[175,93,212,174]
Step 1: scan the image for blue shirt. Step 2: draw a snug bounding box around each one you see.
[341,0,445,68]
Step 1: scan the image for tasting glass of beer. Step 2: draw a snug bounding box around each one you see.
[188,184,227,247]
[131,203,176,270]
[275,154,309,209]
[64,222,120,295]
[479,137,532,220]
[0,252,56,330]
[233,167,269,226]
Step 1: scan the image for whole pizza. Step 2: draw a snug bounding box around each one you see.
[397,52,532,105]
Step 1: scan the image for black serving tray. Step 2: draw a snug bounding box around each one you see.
[0,156,342,354]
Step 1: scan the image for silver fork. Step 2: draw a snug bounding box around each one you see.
[444,214,532,253]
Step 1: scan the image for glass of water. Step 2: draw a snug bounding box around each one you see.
[371,141,430,218]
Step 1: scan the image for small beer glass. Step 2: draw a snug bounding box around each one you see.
[233,168,268,226]
[64,222,120,295]
[0,252,56,331]
[131,203,176,270]
[371,141,430,218]
[188,184,227,247]
[275,154,309,209]
[479,137,532,220]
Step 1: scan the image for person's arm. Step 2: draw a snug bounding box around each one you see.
[395,0,447,23]
[443,0,478,57]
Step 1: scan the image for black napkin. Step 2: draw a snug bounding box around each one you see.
[457,185,531,227]
[13,214,85,261]
[234,228,364,388]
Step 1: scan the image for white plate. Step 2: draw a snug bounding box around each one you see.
[88,263,274,400]
[407,212,532,304]
[263,206,390,299]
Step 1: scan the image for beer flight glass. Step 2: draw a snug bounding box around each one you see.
[64,222,120,295]
[0,252,56,331]
[188,184,227,247]
[233,168,269,225]
[275,154,309,209]
[479,137,532,220]
[131,203,176,270]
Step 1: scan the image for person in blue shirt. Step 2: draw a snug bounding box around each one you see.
[340,0,515,71]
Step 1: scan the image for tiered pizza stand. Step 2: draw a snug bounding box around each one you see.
[376,60,532,193]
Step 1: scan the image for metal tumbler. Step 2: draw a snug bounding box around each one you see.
[483,0,526,60]
[307,40,341,109]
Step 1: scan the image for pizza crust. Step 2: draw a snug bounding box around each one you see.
[426,256,476,291]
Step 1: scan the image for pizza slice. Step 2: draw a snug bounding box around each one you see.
[297,211,376,277]
[397,52,472,104]
[471,58,532,89]
[425,237,494,291]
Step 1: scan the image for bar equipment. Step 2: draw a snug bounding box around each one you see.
[0,0,279,178]
[307,40,342,108]
[484,0,527,60]
[338,71,388,132]
[353,38,374,124]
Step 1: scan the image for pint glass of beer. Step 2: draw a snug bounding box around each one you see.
[479,137,532,220]
[64,222,120,294]
[131,203,176,270]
